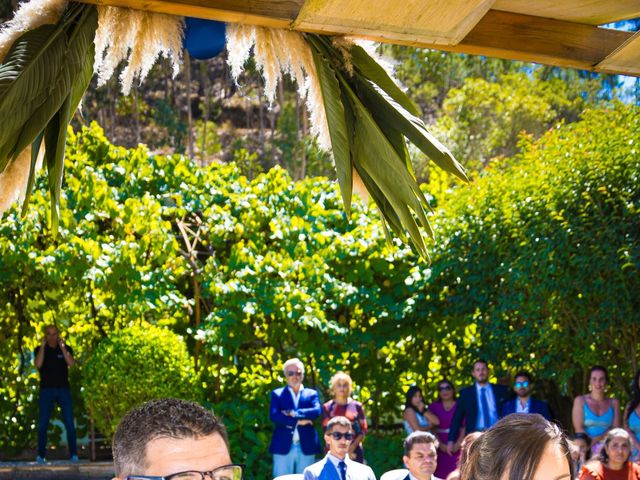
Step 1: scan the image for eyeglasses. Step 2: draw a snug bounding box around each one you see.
[329,432,354,441]
[438,385,453,391]
[514,381,529,388]
[285,370,303,377]
[126,463,244,480]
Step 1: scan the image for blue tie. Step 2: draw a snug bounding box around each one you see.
[339,461,347,480]
[480,386,491,429]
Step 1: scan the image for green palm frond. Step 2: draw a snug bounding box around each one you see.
[0,2,97,235]
[307,34,468,258]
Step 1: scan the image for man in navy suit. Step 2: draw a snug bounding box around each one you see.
[500,370,553,420]
[446,359,509,455]
[270,358,322,477]
[401,431,443,480]
[303,416,376,480]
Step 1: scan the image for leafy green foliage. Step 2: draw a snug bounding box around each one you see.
[82,323,199,439]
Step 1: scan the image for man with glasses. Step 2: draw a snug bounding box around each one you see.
[501,370,552,420]
[270,358,322,477]
[401,431,443,480]
[111,398,243,480]
[303,416,375,480]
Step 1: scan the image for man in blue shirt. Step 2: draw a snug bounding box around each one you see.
[270,358,322,477]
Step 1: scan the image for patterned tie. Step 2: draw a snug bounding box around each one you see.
[480,386,491,430]
[339,461,347,480]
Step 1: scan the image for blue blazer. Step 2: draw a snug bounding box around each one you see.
[269,386,322,455]
[501,398,552,420]
[303,456,376,480]
[448,383,510,442]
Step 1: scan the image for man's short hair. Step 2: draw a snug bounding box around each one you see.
[112,398,228,478]
[473,359,489,369]
[514,370,532,382]
[283,358,304,375]
[326,416,352,433]
[403,431,439,456]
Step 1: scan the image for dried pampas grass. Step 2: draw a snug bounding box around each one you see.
[0,0,67,63]
[0,145,43,216]
[94,6,184,95]
[226,24,331,150]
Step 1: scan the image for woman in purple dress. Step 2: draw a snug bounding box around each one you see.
[429,379,464,479]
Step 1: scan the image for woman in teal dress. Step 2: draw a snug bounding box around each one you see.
[624,370,640,461]
[572,365,621,456]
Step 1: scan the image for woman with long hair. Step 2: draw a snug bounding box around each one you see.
[623,370,640,461]
[579,428,640,479]
[322,371,368,462]
[429,379,463,479]
[572,366,621,455]
[460,414,573,480]
[403,385,439,434]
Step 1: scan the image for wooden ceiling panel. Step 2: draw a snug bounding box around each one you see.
[596,30,640,75]
[292,0,495,45]
[493,0,640,25]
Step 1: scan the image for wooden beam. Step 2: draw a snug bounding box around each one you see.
[80,0,303,28]
[596,30,640,76]
[493,0,640,25]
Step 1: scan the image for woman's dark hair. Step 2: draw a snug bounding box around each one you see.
[599,428,631,464]
[626,370,640,424]
[438,379,457,399]
[459,414,573,480]
[405,386,423,412]
[589,365,609,382]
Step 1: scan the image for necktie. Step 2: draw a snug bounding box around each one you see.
[338,461,347,480]
[480,386,491,429]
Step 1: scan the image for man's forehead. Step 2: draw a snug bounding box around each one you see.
[143,434,230,476]
[409,443,436,454]
[328,425,351,433]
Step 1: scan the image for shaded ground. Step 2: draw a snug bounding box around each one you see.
[0,460,113,480]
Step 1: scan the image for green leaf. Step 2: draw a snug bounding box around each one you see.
[308,36,353,214]
[20,130,44,217]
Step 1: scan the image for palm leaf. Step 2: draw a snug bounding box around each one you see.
[308,36,353,214]
[20,131,44,217]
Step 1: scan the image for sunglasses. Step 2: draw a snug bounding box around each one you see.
[126,463,244,480]
[514,381,529,388]
[438,385,453,391]
[329,432,354,441]
[286,371,303,377]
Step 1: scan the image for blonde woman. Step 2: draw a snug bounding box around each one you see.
[322,372,368,463]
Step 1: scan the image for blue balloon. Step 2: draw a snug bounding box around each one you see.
[184,18,226,60]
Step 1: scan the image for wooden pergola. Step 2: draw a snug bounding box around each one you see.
[80,0,640,77]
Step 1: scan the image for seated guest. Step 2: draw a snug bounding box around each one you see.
[429,380,463,479]
[322,372,368,463]
[303,416,376,480]
[401,431,443,480]
[446,432,482,480]
[623,370,640,461]
[404,386,440,434]
[111,398,239,480]
[579,428,640,480]
[501,370,552,420]
[570,433,592,476]
[572,366,620,456]
[459,413,572,480]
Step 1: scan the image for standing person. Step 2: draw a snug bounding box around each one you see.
[322,372,368,463]
[578,428,640,480]
[270,357,322,477]
[623,370,640,461]
[501,370,553,420]
[34,325,78,463]
[429,380,462,479]
[572,366,620,456]
[447,359,509,455]
[303,416,376,480]
[400,431,443,480]
[404,386,440,434]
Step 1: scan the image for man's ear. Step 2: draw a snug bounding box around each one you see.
[402,456,409,469]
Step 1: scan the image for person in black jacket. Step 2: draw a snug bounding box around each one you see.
[34,325,77,463]
[501,370,552,420]
[447,360,509,455]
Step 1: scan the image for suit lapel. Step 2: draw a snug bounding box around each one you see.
[320,457,341,480]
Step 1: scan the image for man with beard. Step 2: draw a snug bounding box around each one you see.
[501,370,552,420]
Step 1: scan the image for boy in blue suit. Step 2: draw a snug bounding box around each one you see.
[500,370,552,420]
[270,358,322,477]
[303,416,375,480]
